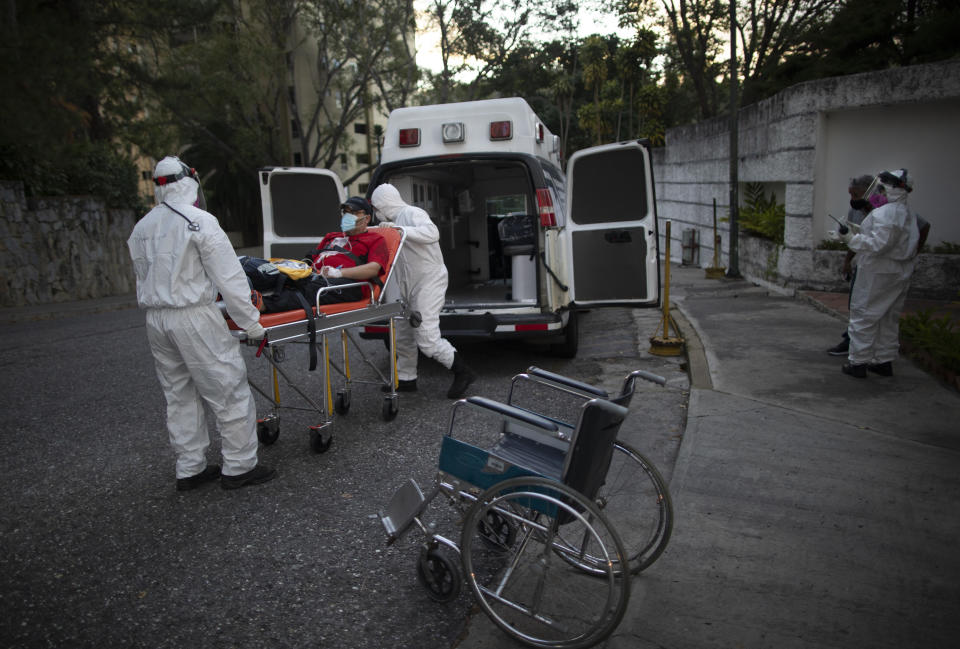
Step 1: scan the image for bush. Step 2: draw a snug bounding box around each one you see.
[933,241,960,255]
[738,182,785,245]
[0,140,143,211]
[900,308,960,374]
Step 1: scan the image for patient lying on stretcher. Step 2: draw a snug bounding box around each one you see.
[248,197,388,313]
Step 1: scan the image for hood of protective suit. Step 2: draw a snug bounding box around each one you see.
[154,156,201,207]
[371,183,406,222]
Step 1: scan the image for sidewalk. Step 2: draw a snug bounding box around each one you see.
[613,265,960,648]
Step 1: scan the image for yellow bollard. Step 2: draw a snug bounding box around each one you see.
[705,197,727,279]
[650,221,685,356]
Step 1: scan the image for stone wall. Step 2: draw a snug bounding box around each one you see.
[0,181,137,307]
[652,58,960,299]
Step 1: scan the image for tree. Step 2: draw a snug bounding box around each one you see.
[293,0,419,171]
[418,0,578,103]
[0,0,142,207]
[617,0,837,118]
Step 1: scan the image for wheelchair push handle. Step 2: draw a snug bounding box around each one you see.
[629,369,667,387]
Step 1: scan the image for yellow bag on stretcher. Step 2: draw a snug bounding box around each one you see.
[268,258,313,281]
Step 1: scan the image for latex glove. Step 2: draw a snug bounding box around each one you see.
[245,322,266,341]
[845,220,861,235]
[829,229,853,244]
[321,266,342,278]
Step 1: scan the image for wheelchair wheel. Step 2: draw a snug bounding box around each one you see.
[460,476,630,649]
[556,441,673,576]
[416,543,461,603]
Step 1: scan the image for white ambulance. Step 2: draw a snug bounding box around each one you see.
[258,97,660,357]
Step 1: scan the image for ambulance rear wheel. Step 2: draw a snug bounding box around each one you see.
[551,308,579,358]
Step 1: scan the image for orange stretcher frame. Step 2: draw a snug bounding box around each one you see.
[225,226,409,453]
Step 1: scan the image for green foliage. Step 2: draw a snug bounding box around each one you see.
[933,242,960,254]
[817,239,848,251]
[900,309,960,374]
[738,182,785,245]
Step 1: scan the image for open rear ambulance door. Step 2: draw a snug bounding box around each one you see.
[259,167,345,259]
[564,140,660,307]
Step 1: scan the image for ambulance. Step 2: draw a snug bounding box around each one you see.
[258,97,660,357]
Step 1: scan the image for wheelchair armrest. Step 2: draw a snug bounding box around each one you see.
[525,367,609,398]
[460,396,560,434]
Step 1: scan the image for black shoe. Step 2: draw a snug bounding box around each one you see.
[447,353,477,399]
[841,363,867,378]
[827,339,849,356]
[382,379,417,393]
[176,465,221,491]
[867,361,893,376]
[221,464,277,490]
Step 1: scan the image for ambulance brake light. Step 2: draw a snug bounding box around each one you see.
[536,188,557,227]
[490,120,512,141]
[398,128,420,147]
[536,122,544,143]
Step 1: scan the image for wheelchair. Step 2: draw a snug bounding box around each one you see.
[379,367,674,648]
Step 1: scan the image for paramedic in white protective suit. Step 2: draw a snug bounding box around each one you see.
[832,168,919,379]
[127,156,277,490]
[371,183,477,398]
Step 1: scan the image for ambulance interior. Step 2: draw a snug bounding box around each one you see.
[378,160,542,307]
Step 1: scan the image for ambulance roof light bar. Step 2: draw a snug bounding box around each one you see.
[441,122,465,143]
[490,120,512,141]
[398,128,420,147]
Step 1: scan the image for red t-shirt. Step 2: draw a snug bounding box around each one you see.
[309,230,388,280]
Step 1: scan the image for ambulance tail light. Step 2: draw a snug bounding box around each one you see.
[536,188,557,227]
[535,122,545,143]
[398,128,420,147]
[490,120,512,141]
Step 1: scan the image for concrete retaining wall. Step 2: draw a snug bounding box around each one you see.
[0,181,137,307]
[653,58,960,299]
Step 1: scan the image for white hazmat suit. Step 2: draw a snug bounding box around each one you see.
[844,170,918,369]
[128,156,264,482]
[371,183,475,398]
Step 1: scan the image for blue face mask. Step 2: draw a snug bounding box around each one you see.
[340,213,358,232]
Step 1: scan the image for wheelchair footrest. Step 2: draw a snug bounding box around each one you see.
[379,478,426,544]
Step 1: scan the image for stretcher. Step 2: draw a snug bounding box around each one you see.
[225,225,409,453]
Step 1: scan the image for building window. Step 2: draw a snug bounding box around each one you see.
[291,119,300,139]
[339,153,347,170]
[293,152,302,166]
[356,153,370,165]
[354,123,367,135]
[358,183,369,194]
[288,86,296,105]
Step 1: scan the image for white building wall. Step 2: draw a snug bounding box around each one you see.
[653,58,960,298]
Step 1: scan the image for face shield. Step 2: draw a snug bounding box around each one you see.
[153,157,207,210]
[854,169,912,211]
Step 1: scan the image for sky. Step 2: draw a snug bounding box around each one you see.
[412,1,629,74]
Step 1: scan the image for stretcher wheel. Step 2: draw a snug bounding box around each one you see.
[381,395,399,422]
[256,417,280,445]
[309,427,332,453]
[416,542,461,603]
[335,390,351,415]
[460,476,630,649]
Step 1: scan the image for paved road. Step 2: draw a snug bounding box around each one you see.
[0,300,685,648]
